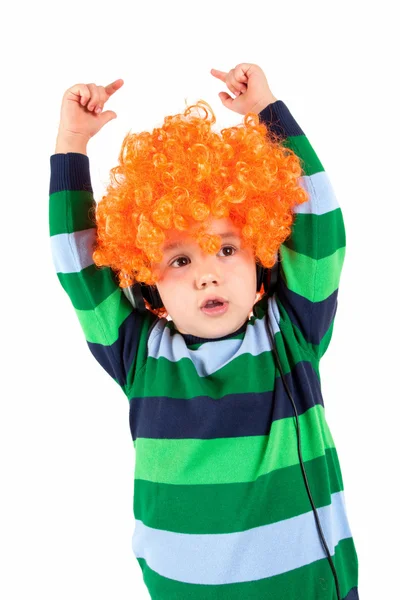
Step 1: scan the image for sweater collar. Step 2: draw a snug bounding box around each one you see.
[177,319,248,346]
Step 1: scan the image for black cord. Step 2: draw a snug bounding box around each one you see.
[265,305,342,600]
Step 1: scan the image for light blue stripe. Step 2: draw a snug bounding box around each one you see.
[132,490,352,585]
[147,294,282,376]
[295,171,339,215]
[50,228,96,273]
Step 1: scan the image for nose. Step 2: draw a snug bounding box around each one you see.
[195,255,223,289]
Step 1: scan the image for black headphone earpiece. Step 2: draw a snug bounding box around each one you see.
[121,262,279,313]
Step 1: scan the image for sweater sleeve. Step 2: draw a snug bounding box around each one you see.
[48,152,159,396]
[258,101,346,361]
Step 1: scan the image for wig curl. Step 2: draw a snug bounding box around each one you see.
[91,99,309,316]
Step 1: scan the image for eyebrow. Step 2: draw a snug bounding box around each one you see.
[163,232,240,252]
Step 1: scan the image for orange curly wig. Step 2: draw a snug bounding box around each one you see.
[91,99,309,317]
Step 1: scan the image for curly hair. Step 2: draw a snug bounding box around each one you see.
[91,99,309,316]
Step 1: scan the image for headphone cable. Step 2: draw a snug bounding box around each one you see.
[265,305,342,600]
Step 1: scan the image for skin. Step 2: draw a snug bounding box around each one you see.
[55,64,277,154]
[151,217,258,339]
[210,64,277,114]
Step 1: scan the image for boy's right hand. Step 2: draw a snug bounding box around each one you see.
[56,79,124,144]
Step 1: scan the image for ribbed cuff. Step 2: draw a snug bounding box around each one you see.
[49,152,93,195]
[259,100,304,138]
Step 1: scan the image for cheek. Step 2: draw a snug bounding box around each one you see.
[157,276,187,307]
[231,260,256,283]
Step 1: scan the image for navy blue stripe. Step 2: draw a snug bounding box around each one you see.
[87,309,156,388]
[87,339,128,387]
[129,360,323,441]
[343,586,359,600]
[259,100,304,139]
[50,153,93,194]
[276,275,338,346]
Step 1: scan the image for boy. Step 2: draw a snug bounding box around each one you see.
[49,64,359,599]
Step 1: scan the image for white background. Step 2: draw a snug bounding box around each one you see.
[1,0,398,598]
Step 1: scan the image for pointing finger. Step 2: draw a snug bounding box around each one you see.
[105,79,124,97]
[210,68,227,82]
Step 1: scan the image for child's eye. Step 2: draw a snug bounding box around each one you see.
[169,245,237,268]
[170,256,190,268]
[220,245,237,257]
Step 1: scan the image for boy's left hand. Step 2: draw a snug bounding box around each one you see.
[210,63,278,115]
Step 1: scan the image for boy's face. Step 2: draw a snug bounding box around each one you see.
[152,218,258,339]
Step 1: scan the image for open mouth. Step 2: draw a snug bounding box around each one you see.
[201,300,229,316]
[204,300,224,308]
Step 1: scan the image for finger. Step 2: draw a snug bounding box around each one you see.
[232,67,248,92]
[226,79,242,97]
[105,79,124,97]
[232,82,247,95]
[234,63,252,83]
[94,80,124,115]
[210,68,227,82]
[79,86,90,106]
[68,84,91,106]
[86,83,100,111]
[97,109,117,126]
[212,68,246,94]
[95,79,123,113]
[228,69,248,95]
[218,91,235,108]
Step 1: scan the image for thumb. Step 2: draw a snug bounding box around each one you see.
[98,110,117,127]
[218,92,234,109]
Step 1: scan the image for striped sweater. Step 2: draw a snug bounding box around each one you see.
[49,100,359,599]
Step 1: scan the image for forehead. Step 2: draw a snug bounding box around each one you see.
[162,218,241,252]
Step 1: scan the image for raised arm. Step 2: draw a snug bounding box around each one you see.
[211,64,346,362]
[49,150,158,395]
[258,100,346,361]
[49,81,159,396]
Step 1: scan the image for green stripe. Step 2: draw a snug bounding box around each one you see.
[56,264,125,310]
[134,404,334,484]
[49,189,96,235]
[285,134,324,176]
[135,323,319,400]
[136,536,358,600]
[57,269,133,345]
[135,447,343,532]
[75,287,133,345]
[285,210,346,259]
[282,209,346,302]
[279,245,345,303]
